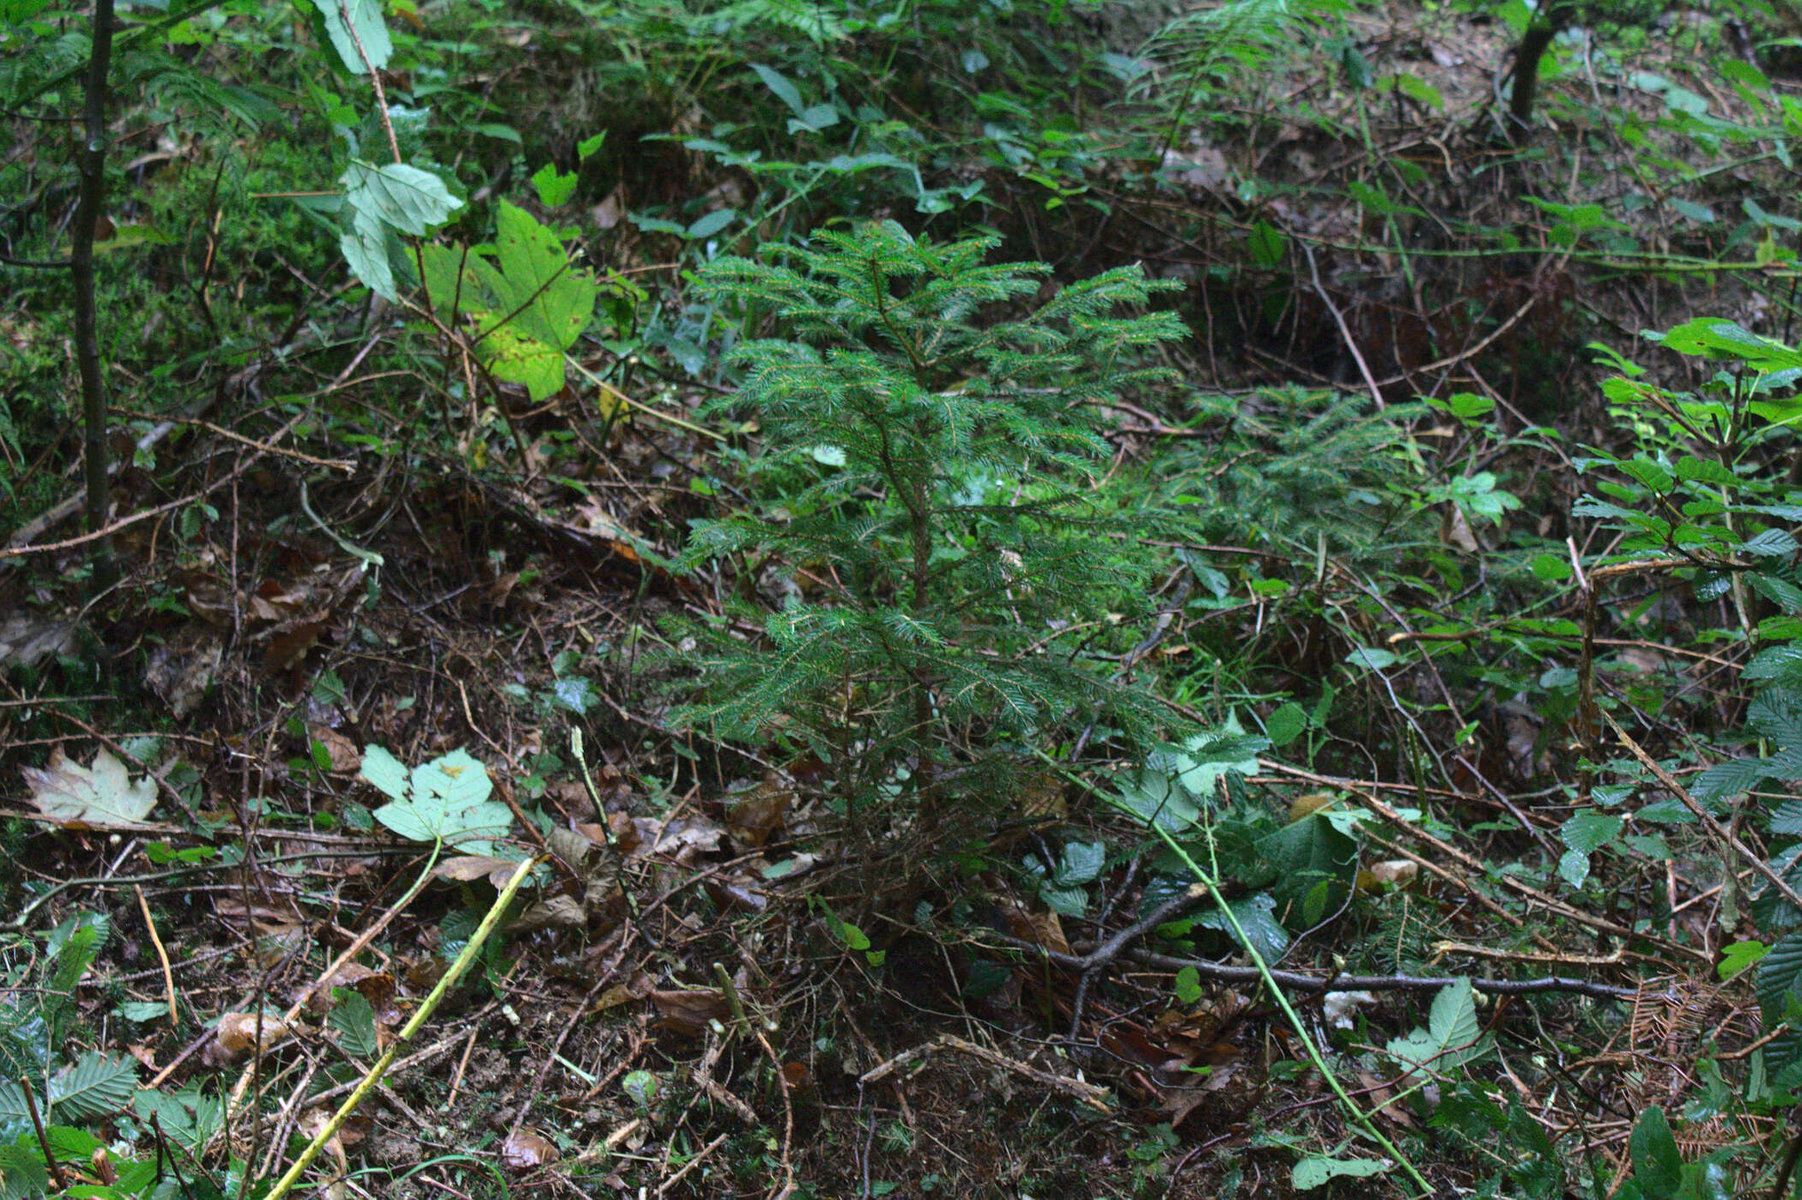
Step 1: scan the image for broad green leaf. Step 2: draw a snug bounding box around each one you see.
[366,748,512,853]
[686,208,736,239]
[358,744,410,801]
[341,161,461,236]
[1630,1106,1683,1198]
[1385,978,1491,1084]
[457,202,600,401]
[750,63,805,115]
[1293,1155,1389,1189]
[340,208,396,300]
[305,0,391,75]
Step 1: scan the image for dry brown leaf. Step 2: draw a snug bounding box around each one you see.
[726,781,789,850]
[650,988,731,1036]
[631,815,725,861]
[436,855,529,889]
[206,1011,301,1065]
[508,894,588,932]
[501,1129,560,1169]
[0,612,75,669]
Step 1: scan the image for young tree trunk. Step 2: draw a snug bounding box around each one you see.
[73,0,118,593]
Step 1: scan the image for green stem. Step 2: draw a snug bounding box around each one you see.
[262,854,538,1200]
[1131,811,1434,1197]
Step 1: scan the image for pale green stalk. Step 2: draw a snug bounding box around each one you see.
[263,854,539,1200]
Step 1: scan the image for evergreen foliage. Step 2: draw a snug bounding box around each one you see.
[674,221,1187,813]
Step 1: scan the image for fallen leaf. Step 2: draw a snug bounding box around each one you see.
[0,612,75,668]
[650,988,731,1036]
[206,1012,301,1065]
[502,1129,559,1169]
[437,854,531,889]
[23,747,158,828]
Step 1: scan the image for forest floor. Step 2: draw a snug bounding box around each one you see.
[1,0,1793,1195]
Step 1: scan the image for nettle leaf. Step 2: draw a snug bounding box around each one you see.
[1111,767,1201,833]
[1193,892,1289,961]
[363,747,512,854]
[23,747,158,829]
[1257,813,1357,928]
[1385,978,1492,1085]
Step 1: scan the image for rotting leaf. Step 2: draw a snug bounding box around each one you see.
[437,854,532,889]
[24,747,158,829]
[726,780,790,850]
[649,989,731,1036]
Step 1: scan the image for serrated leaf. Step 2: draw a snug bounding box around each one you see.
[1385,978,1491,1084]
[1561,810,1621,855]
[305,0,391,74]
[1193,892,1289,961]
[1257,814,1356,926]
[1558,847,1591,889]
[341,161,461,237]
[1040,884,1087,917]
[329,990,379,1059]
[1747,645,1802,683]
[1111,767,1200,833]
[48,1051,136,1122]
[23,747,157,828]
[0,1142,47,1200]
[1052,840,1106,886]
